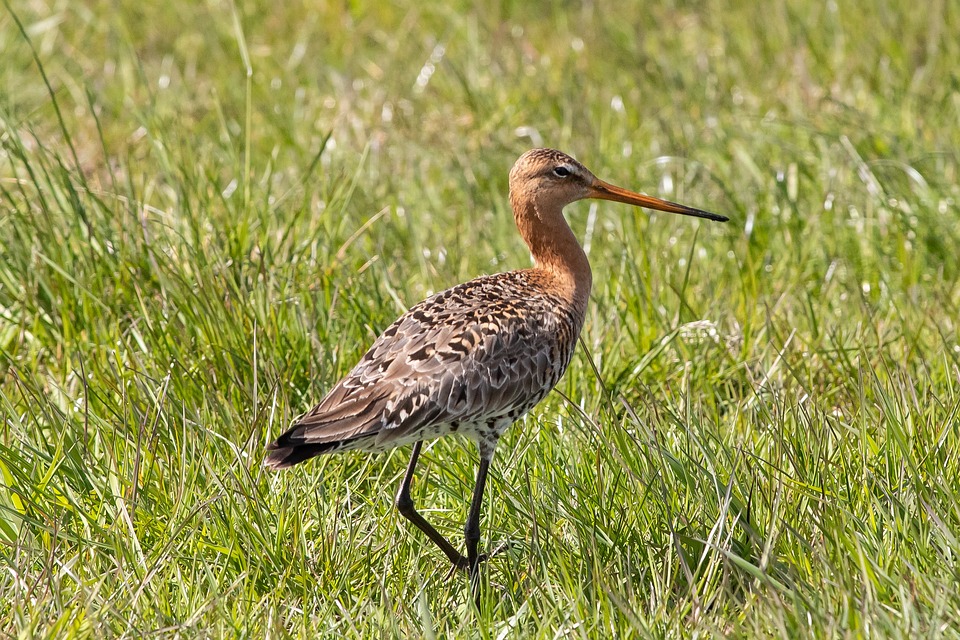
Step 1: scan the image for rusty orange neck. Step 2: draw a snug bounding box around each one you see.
[511,195,593,314]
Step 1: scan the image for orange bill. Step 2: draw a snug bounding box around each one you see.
[589,179,728,222]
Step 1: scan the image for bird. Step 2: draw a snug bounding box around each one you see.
[264,148,727,605]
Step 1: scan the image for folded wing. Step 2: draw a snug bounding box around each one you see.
[264,277,566,469]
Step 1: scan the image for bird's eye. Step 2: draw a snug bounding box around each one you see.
[553,166,571,178]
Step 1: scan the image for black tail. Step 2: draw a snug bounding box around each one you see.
[263,429,365,470]
[262,444,329,469]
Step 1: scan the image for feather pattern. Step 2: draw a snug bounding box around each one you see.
[264,268,584,468]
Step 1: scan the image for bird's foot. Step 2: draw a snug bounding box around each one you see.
[445,541,511,579]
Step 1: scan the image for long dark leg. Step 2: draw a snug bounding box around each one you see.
[464,452,492,608]
[395,441,469,570]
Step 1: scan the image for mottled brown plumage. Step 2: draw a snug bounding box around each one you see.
[267,269,579,465]
[264,148,727,604]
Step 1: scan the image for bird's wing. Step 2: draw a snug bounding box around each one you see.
[275,278,563,450]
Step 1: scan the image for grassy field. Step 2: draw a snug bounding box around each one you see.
[2,0,960,637]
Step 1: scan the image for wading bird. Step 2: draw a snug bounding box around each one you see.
[265,148,727,606]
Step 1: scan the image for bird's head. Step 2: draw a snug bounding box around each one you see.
[508,148,728,223]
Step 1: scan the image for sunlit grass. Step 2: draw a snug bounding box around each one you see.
[2,0,959,637]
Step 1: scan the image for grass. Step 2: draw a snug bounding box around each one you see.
[1,0,960,637]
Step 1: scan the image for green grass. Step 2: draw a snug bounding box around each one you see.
[2,0,960,637]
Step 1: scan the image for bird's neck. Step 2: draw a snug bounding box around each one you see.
[513,199,593,313]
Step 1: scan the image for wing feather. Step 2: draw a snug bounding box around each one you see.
[265,273,578,467]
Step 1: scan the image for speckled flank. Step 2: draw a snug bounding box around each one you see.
[266,268,584,463]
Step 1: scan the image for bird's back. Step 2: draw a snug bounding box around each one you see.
[264,269,585,468]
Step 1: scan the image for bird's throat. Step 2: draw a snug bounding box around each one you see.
[515,201,593,313]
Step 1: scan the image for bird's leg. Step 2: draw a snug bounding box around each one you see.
[464,451,492,608]
[395,441,470,570]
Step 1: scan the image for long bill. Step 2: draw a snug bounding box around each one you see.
[589,179,729,222]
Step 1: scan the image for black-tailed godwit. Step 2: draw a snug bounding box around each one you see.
[265,148,727,605]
